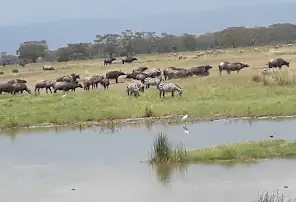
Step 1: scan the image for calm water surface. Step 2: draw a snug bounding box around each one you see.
[1,119,296,202]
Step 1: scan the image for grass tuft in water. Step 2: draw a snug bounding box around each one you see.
[253,190,296,202]
[149,132,187,163]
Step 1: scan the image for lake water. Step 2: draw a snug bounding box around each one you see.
[1,118,296,202]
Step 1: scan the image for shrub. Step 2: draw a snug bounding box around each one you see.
[12,69,19,73]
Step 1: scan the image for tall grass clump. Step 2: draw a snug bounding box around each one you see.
[252,69,296,86]
[253,191,296,202]
[144,105,153,117]
[149,132,187,163]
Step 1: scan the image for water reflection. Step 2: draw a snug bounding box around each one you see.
[150,163,188,186]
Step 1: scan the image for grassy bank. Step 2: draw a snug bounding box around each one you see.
[2,46,296,129]
[149,134,296,163]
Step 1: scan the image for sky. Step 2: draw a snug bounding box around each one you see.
[0,0,293,25]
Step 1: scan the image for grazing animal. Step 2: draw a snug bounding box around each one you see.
[131,80,145,92]
[122,56,138,64]
[189,65,213,76]
[56,73,80,82]
[43,65,55,71]
[267,58,290,69]
[144,76,162,89]
[126,82,141,96]
[219,62,249,75]
[106,70,125,83]
[163,67,189,80]
[143,68,162,78]
[100,78,110,90]
[158,82,183,98]
[53,81,83,93]
[133,67,148,72]
[0,83,15,94]
[7,79,27,84]
[35,80,54,93]
[84,75,104,90]
[166,69,192,80]
[126,72,149,82]
[12,83,31,94]
[104,58,116,65]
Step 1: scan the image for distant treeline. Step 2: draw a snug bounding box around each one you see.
[1,23,296,66]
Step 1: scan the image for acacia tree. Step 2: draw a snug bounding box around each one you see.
[94,34,121,58]
[16,40,48,63]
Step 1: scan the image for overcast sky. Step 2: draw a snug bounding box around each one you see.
[0,0,294,25]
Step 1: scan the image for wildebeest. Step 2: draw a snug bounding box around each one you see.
[0,83,15,94]
[56,73,80,82]
[267,58,290,69]
[35,80,54,93]
[163,67,192,80]
[126,82,141,96]
[189,65,213,76]
[126,72,149,83]
[43,65,55,71]
[158,82,183,98]
[144,76,162,89]
[219,62,249,75]
[122,56,138,64]
[7,79,27,84]
[143,68,162,78]
[12,83,31,94]
[132,67,148,72]
[100,78,110,90]
[106,70,125,83]
[104,58,116,65]
[53,81,83,93]
[83,75,104,90]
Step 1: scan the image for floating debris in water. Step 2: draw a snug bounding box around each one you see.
[284,185,288,188]
[71,188,76,191]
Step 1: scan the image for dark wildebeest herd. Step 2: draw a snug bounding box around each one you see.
[0,57,290,98]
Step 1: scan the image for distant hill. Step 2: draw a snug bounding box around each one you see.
[1,2,296,54]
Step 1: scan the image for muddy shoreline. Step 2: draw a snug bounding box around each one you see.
[1,114,296,132]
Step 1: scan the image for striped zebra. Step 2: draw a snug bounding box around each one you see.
[131,79,145,92]
[158,82,183,98]
[126,82,141,96]
[144,76,162,89]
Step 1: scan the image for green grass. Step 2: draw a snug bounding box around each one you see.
[252,69,296,86]
[186,139,296,163]
[148,133,296,163]
[2,74,296,129]
[149,132,187,163]
[2,46,296,129]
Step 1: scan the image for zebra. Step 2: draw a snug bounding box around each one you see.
[126,82,141,96]
[158,82,183,98]
[131,79,145,92]
[144,76,162,89]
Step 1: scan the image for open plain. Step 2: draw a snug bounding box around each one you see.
[1,45,296,129]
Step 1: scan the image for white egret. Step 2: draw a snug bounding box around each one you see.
[181,114,188,121]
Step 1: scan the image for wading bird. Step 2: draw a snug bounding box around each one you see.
[182,114,188,121]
